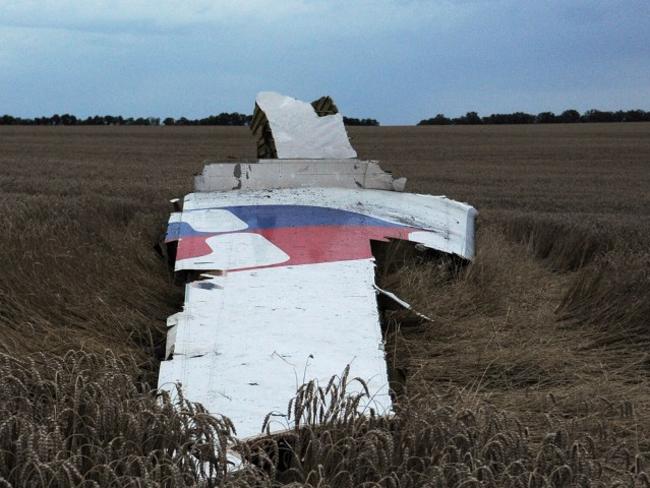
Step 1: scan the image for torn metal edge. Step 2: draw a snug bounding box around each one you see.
[194,160,407,192]
[374,285,434,322]
[252,92,357,160]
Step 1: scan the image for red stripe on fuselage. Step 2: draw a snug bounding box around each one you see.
[175,225,417,268]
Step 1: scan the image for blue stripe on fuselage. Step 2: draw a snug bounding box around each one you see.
[169,205,409,240]
[166,221,213,240]
[217,205,406,230]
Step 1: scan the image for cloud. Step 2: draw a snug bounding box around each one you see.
[0,0,648,123]
[0,0,475,35]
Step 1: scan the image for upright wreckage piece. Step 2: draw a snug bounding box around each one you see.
[251,91,357,159]
[159,92,477,441]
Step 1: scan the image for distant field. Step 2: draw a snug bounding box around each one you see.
[1,123,649,486]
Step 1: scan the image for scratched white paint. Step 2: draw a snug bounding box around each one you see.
[158,259,390,440]
[195,160,406,192]
[256,92,357,159]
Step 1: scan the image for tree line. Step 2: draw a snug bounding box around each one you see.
[0,112,253,126]
[342,116,380,126]
[0,113,381,126]
[418,109,650,125]
[5,109,647,127]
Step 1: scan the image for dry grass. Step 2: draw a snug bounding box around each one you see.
[0,123,649,486]
[1,353,643,487]
[0,351,236,487]
[0,126,255,377]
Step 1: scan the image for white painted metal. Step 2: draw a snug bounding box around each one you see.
[159,260,390,440]
[255,92,357,159]
[194,160,407,192]
[192,233,290,270]
[158,90,478,446]
[160,188,476,440]
[182,208,248,232]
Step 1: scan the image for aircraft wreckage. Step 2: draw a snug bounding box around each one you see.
[159,91,477,441]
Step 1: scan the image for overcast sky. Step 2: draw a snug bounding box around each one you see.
[0,0,648,124]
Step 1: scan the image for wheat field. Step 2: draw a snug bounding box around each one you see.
[0,123,649,486]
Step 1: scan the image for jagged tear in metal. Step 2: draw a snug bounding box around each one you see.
[194,160,407,192]
[158,92,477,442]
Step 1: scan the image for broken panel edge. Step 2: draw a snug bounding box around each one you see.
[194,160,406,192]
